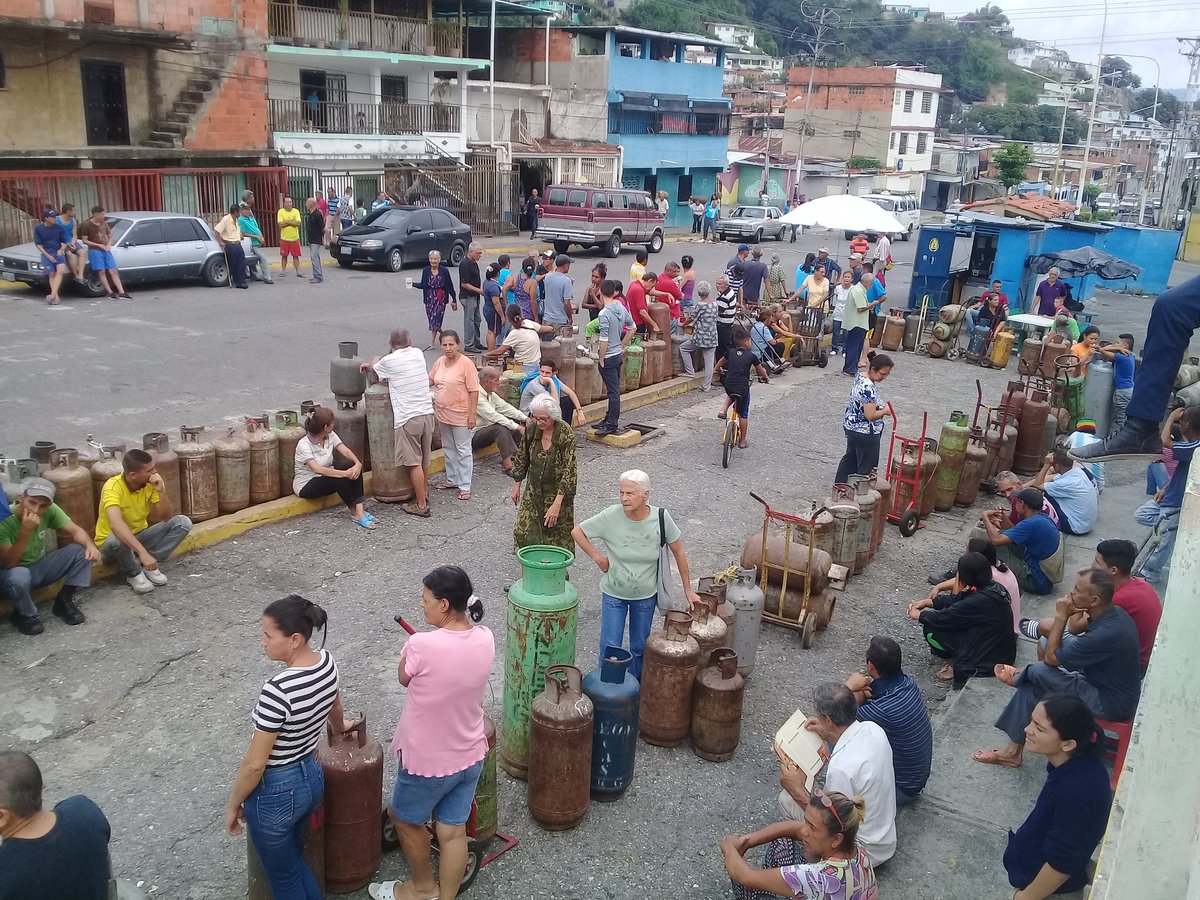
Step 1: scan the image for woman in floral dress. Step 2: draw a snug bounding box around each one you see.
[414,249,457,349]
[509,394,576,554]
[766,253,788,302]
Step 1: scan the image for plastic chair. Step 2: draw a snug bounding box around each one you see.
[1096,717,1133,790]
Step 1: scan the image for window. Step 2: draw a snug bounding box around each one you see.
[381,75,408,104]
[591,192,609,209]
[430,210,456,228]
[567,190,587,208]
[894,90,902,106]
[890,132,896,149]
[898,133,909,154]
[916,132,928,153]
[548,188,567,205]
[849,86,866,96]
[676,174,693,203]
[81,59,130,146]
[920,91,932,114]
[902,90,914,113]
[124,221,164,247]
[406,210,434,231]
[161,218,204,243]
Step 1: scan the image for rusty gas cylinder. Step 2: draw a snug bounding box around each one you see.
[29,441,56,474]
[143,432,181,514]
[827,484,860,575]
[918,439,940,518]
[213,427,251,515]
[474,715,499,843]
[1040,331,1070,379]
[688,596,728,660]
[698,584,737,648]
[739,533,833,597]
[559,348,577,395]
[574,356,598,406]
[1014,389,1051,474]
[333,401,370,472]
[244,416,281,505]
[1018,335,1043,376]
[810,502,835,557]
[274,411,307,496]
[955,431,989,507]
[934,411,970,512]
[177,426,218,522]
[639,611,701,746]
[319,716,384,893]
[89,444,126,515]
[364,376,415,503]
[850,474,877,572]
[872,468,891,554]
[46,450,95,537]
[690,649,746,762]
[528,665,593,831]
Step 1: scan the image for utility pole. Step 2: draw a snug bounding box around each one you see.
[790,3,840,203]
[1076,0,1109,214]
[1162,37,1200,229]
[844,109,863,193]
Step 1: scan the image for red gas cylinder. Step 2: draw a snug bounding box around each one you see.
[319,716,384,893]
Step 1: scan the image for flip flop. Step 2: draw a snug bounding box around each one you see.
[352,515,377,530]
[368,882,438,900]
[936,664,955,681]
[436,482,459,491]
[994,664,1019,686]
[972,749,1021,768]
[458,491,471,500]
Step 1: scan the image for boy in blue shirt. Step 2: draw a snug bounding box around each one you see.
[1097,333,1135,434]
[714,328,770,449]
[1133,405,1200,584]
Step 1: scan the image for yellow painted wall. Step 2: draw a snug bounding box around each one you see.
[1183,214,1200,263]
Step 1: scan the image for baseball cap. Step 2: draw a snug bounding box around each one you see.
[818,247,829,253]
[42,209,57,218]
[23,478,55,501]
[1015,487,1044,510]
[737,243,750,251]
[539,249,554,259]
[849,252,863,260]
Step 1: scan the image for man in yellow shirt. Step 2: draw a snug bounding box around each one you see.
[276,195,304,278]
[95,449,192,595]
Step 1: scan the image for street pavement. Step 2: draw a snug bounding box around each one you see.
[0,223,1185,899]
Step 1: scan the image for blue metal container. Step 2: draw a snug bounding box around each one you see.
[582,646,640,801]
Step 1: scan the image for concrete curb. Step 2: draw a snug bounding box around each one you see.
[13,372,698,611]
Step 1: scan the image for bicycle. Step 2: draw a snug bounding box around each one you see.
[721,395,744,468]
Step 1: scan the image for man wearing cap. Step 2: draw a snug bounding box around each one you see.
[78,205,132,300]
[0,479,99,635]
[540,253,575,338]
[848,253,865,286]
[95,448,193,595]
[33,209,69,306]
[981,487,1065,595]
[726,244,751,273]
[816,247,841,280]
[237,202,274,285]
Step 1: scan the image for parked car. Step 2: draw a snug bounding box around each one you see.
[844,192,920,241]
[332,206,472,271]
[535,184,665,258]
[714,205,788,243]
[0,211,229,297]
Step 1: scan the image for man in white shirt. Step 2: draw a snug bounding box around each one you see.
[777,682,897,866]
[473,366,527,472]
[1029,448,1099,535]
[363,329,435,517]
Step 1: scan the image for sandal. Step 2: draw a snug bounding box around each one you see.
[368,882,438,900]
[401,502,431,518]
[936,663,955,681]
[353,514,377,529]
[994,664,1019,686]
[436,482,459,491]
[972,749,1021,768]
[458,491,471,501]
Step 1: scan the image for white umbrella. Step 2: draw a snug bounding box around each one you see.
[780,194,905,234]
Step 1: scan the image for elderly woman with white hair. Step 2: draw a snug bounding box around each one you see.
[509,393,577,554]
[680,280,719,392]
[414,249,457,350]
[572,470,703,679]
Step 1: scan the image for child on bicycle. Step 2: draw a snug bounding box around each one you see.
[714,327,770,449]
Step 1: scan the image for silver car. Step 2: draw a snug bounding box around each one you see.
[0,211,231,298]
[714,205,788,243]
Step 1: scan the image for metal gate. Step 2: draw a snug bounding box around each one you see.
[285,166,382,212]
[384,154,518,236]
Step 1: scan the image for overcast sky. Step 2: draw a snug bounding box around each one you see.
[929,0,1196,90]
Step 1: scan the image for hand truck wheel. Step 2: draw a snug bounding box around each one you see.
[898,509,920,538]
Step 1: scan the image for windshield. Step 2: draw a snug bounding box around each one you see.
[868,198,897,212]
[732,207,766,219]
[361,209,411,228]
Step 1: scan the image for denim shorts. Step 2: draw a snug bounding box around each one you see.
[87,248,117,271]
[390,759,484,827]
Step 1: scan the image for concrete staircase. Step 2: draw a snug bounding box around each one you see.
[140,57,227,150]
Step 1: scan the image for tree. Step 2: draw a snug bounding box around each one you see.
[1100,56,1141,90]
[849,155,883,170]
[1132,87,1182,124]
[992,142,1034,188]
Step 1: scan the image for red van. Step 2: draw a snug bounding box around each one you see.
[536,184,665,258]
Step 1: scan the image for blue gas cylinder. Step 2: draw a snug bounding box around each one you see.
[582,646,640,801]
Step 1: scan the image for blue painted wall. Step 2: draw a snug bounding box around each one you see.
[612,132,729,173]
[1041,222,1180,298]
[607,40,725,99]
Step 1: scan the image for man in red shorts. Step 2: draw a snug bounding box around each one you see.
[276,196,304,278]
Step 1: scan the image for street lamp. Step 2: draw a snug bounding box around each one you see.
[1100,52,1162,225]
[1076,0,1108,215]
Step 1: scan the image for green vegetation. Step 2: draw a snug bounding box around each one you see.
[624,0,778,54]
[954,104,1086,143]
[992,142,1035,187]
[850,155,884,170]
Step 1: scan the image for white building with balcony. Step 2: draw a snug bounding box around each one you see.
[706,22,756,49]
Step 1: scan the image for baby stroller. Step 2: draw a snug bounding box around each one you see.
[791,306,829,368]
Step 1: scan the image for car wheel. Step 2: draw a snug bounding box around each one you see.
[604,233,621,258]
[901,226,912,242]
[776,227,786,241]
[78,272,109,297]
[647,231,664,253]
[201,255,229,288]
[754,229,763,244]
[449,243,465,266]
[337,258,355,268]
[844,231,854,241]
[387,247,405,272]
[553,240,570,255]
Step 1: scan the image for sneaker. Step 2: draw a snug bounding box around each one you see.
[10,612,44,635]
[52,595,86,625]
[127,572,155,594]
[927,568,953,586]
[1071,423,1162,461]
[118,292,133,299]
[1018,618,1041,642]
[592,426,614,437]
[108,293,120,300]
[144,568,169,586]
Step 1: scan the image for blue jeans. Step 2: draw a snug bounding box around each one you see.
[1135,499,1178,583]
[1146,461,1168,494]
[600,353,623,430]
[600,593,656,680]
[225,242,247,287]
[842,326,866,374]
[308,244,324,281]
[830,319,842,352]
[1126,275,1200,425]
[100,516,193,577]
[244,755,324,900]
[0,544,92,618]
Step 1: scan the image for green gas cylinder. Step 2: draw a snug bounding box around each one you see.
[499,545,579,780]
[623,341,644,392]
[934,410,970,512]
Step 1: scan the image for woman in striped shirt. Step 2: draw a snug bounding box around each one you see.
[225,595,351,899]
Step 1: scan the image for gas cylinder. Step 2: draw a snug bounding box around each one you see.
[1177,381,1200,407]
[648,301,672,339]
[639,611,700,746]
[828,484,860,575]
[643,338,668,386]
[274,411,307,496]
[213,428,251,515]
[318,716,383,893]
[872,468,892,555]
[989,329,1016,369]
[901,311,922,352]
[851,474,878,572]
[582,647,640,801]
[2,459,39,505]
[915,439,939,518]
[623,342,644,392]
[1000,381,1027,421]
[90,444,126,514]
[931,322,952,341]
[29,441,56,474]
[574,356,598,406]
[500,545,579,780]
[364,377,415,503]
[77,436,102,471]
[996,408,1020,475]
[725,567,764,678]
[690,649,745,762]
[1042,413,1059,456]
[143,433,181,514]
[978,417,1005,482]
[474,715,499,842]
[300,399,319,418]
[500,369,525,409]
[1018,335,1043,376]
[688,595,729,660]
[671,334,686,377]
[540,337,563,374]
[810,502,835,557]
[955,431,989,506]
[248,805,325,900]
[1175,364,1200,388]
[698,586,737,647]
[528,665,593,831]
[927,339,946,358]
[738,535,833,598]
[244,416,281,505]
[1041,332,1070,379]
[333,401,370,472]
[890,439,920,516]
[46,450,95,536]
[868,315,884,348]
[965,328,988,361]
[1014,389,1051,474]
[934,411,970,512]
[881,310,905,351]
[559,348,577,395]
[330,340,367,405]
[1084,356,1114,437]
[177,427,218,522]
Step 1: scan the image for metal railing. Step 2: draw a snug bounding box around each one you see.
[269,99,461,136]
[268,1,462,56]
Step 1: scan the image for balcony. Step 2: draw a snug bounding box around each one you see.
[268,1,462,57]
[270,98,461,135]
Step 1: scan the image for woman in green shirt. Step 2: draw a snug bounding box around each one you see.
[510,394,576,554]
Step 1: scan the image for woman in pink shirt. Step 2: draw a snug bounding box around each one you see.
[375,566,494,900]
[429,331,480,501]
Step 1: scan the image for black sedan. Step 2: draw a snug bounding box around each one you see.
[332,205,472,272]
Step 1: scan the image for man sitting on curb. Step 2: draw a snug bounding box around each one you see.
[974,568,1141,769]
[844,637,933,807]
[95,448,193,595]
[777,682,897,866]
[474,366,528,473]
[520,359,586,427]
[0,479,99,635]
[1026,449,1099,536]
[993,470,1060,529]
[980,487,1065,595]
